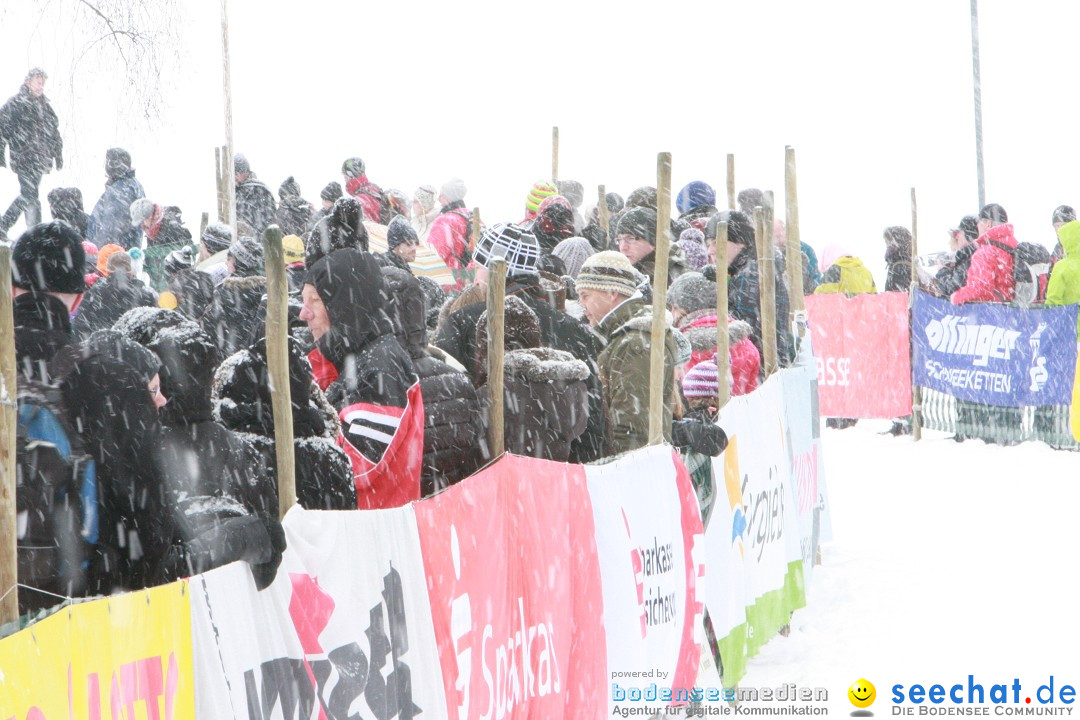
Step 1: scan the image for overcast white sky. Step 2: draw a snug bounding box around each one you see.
[2,0,1078,282]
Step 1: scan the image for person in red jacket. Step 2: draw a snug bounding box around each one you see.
[951,203,1017,304]
[341,157,384,222]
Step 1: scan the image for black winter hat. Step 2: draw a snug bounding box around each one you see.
[320,181,343,203]
[229,236,264,276]
[306,197,369,266]
[387,215,419,249]
[84,329,162,386]
[626,186,658,211]
[105,148,132,180]
[953,216,979,241]
[1052,205,1076,225]
[476,295,541,352]
[113,306,188,346]
[705,210,755,247]
[979,203,1008,224]
[147,322,222,426]
[11,221,87,294]
[279,176,302,200]
[164,245,197,276]
[605,192,625,214]
[616,206,658,246]
[234,154,251,175]
[201,222,234,254]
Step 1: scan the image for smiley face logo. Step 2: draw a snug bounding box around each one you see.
[848,679,876,709]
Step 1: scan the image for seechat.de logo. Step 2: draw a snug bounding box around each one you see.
[850,678,877,716]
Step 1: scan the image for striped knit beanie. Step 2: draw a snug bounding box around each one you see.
[525,181,558,215]
[682,358,719,398]
[576,251,641,297]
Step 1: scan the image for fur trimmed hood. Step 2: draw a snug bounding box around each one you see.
[503,347,590,383]
[220,275,267,291]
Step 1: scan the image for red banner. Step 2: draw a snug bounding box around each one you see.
[414,455,607,720]
[804,291,912,418]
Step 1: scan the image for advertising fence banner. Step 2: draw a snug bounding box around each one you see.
[804,291,912,418]
[0,581,194,720]
[912,291,1078,407]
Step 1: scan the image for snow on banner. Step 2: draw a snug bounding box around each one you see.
[803,291,912,418]
[413,454,609,720]
[0,581,194,720]
[189,504,447,720]
[585,446,706,713]
[705,375,808,685]
[913,291,1078,407]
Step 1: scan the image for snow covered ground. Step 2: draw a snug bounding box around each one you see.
[735,419,1080,715]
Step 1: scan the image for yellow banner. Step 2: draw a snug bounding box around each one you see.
[0,581,194,720]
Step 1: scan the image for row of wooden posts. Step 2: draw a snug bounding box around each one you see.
[0,136,923,626]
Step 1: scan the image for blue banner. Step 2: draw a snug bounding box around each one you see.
[912,292,1078,407]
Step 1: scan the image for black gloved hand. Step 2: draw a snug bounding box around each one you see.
[250,513,287,591]
[672,418,729,457]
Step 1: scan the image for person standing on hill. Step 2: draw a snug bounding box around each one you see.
[0,69,63,237]
[87,148,145,249]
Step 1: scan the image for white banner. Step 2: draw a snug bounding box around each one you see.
[190,505,446,720]
[586,446,705,705]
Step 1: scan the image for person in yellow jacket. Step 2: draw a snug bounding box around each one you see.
[1046,220,1080,335]
[814,244,877,295]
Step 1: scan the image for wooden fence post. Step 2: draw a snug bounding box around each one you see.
[785,147,806,331]
[727,153,736,210]
[649,152,673,445]
[0,246,18,624]
[597,184,610,250]
[551,127,559,186]
[755,205,779,377]
[262,226,297,519]
[911,187,922,441]
[715,221,731,409]
[486,258,507,458]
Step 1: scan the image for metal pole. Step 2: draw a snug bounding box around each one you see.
[263,226,297,518]
[0,247,18,624]
[970,0,986,209]
[649,152,673,445]
[486,259,507,458]
[911,188,923,442]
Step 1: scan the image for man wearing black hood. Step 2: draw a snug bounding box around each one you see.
[87,148,146,249]
[234,154,277,235]
[300,248,417,462]
[72,249,157,340]
[200,236,267,356]
[275,176,314,237]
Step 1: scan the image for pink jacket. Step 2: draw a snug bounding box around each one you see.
[951,223,1017,304]
[678,311,761,396]
[427,208,471,270]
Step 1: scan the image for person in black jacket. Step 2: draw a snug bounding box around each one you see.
[884,225,913,292]
[144,322,279,517]
[47,187,88,238]
[62,345,285,595]
[932,215,979,298]
[234,154,277,234]
[200,236,267,356]
[306,196,369,265]
[300,248,417,461]
[88,148,145,249]
[275,176,314,237]
[72,250,157,339]
[475,297,590,462]
[212,336,356,510]
[706,211,794,369]
[0,69,62,236]
[381,215,419,274]
[435,223,609,462]
[381,266,482,495]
